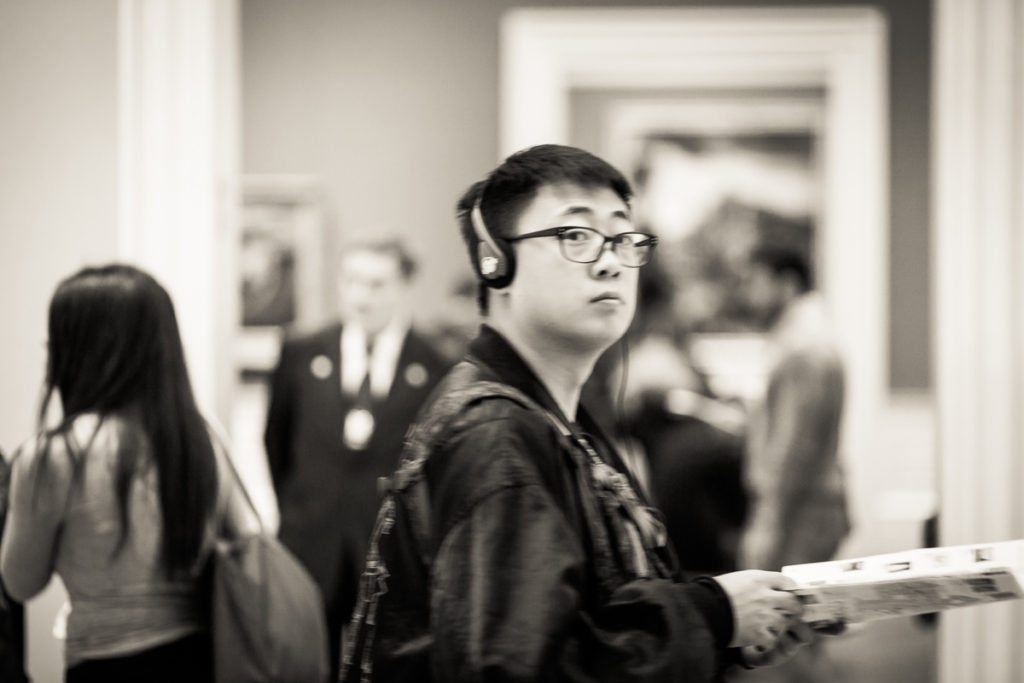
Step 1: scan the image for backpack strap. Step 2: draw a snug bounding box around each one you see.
[378,376,543,567]
[344,370,543,682]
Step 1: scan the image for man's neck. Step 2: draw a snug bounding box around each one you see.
[488,319,602,422]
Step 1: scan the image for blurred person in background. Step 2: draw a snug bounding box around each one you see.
[343,145,820,682]
[737,245,848,572]
[584,263,750,577]
[264,239,448,679]
[629,270,749,576]
[733,245,849,683]
[0,265,256,683]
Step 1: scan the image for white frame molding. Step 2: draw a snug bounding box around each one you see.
[934,0,1024,680]
[599,95,826,176]
[501,7,888,553]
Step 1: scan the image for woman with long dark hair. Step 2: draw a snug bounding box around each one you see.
[0,264,253,682]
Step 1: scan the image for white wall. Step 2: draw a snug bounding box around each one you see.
[0,2,119,448]
[934,0,1024,680]
[0,3,119,681]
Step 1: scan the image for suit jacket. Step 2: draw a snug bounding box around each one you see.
[264,322,448,608]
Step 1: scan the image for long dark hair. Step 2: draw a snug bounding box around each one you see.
[37,264,218,578]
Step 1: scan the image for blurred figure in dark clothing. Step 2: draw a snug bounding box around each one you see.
[641,404,748,576]
[585,260,749,576]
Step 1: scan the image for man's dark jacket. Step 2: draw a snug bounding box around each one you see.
[264,323,448,626]
[342,326,736,682]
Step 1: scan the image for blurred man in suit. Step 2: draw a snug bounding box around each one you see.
[264,239,448,679]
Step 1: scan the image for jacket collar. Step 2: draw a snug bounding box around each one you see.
[465,324,654,512]
[466,324,604,438]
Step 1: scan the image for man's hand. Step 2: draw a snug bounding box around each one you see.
[713,570,803,650]
[739,618,816,668]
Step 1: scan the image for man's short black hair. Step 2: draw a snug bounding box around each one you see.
[749,244,813,293]
[456,144,634,314]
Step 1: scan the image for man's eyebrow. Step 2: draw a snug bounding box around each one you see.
[560,206,632,220]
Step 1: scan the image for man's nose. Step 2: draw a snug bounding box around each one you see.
[591,241,622,279]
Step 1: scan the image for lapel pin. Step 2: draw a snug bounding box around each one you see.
[310,354,333,380]
[404,362,428,388]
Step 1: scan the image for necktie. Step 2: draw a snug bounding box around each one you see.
[344,337,376,450]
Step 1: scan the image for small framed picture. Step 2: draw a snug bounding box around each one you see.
[237,175,329,375]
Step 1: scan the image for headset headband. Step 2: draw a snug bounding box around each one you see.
[470,200,501,256]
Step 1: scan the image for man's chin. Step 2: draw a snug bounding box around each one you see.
[560,318,630,352]
[591,307,633,336]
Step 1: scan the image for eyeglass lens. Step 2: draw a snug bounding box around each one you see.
[560,228,653,266]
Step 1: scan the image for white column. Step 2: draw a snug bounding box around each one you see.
[934,0,1024,681]
[118,0,240,423]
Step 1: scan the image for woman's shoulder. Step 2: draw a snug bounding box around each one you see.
[12,429,74,476]
[13,413,127,478]
[8,428,79,512]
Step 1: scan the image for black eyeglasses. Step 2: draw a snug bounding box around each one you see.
[506,226,658,267]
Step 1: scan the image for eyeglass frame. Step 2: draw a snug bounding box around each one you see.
[505,226,659,267]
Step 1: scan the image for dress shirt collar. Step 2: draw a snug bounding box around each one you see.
[340,317,409,400]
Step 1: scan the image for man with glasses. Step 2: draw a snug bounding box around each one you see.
[342,145,816,682]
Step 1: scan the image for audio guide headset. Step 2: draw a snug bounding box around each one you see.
[470,195,516,289]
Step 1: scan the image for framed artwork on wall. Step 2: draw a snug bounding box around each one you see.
[600,95,823,337]
[236,175,328,376]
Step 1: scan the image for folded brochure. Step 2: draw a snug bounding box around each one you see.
[782,540,1024,626]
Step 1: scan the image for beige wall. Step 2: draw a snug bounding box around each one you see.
[241,0,932,390]
[0,3,119,681]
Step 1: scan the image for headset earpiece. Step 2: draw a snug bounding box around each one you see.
[470,200,514,288]
[476,240,506,280]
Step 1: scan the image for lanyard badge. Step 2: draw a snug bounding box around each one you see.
[344,407,375,450]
